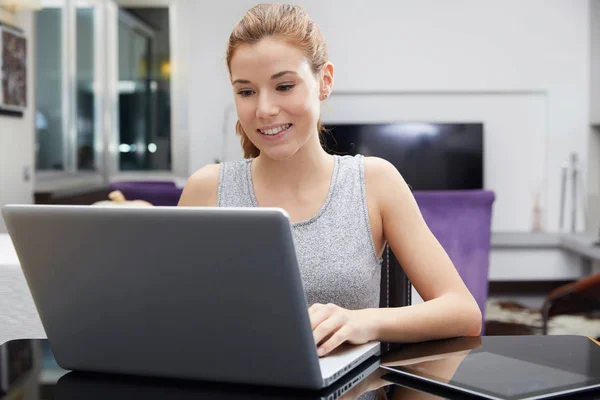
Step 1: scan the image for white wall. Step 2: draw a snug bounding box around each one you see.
[179,0,590,233]
[588,0,600,233]
[324,93,547,232]
[0,10,35,232]
[0,7,13,23]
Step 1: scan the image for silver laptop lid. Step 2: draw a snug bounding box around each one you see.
[2,205,324,389]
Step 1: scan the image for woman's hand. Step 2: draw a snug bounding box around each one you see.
[309,303,378,357]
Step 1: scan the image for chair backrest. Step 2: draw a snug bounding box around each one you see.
[380,244,412,309]
[379,244,411,359]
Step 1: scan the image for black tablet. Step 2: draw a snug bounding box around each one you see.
[380,335,600,400]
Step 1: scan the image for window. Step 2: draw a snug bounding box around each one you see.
[34,1,173,183]
[35,0,98,173]
[35,6,64,171]
[76,6,95,170]
[118,7,171,171]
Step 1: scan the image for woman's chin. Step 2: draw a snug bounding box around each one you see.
[258,145,299,161]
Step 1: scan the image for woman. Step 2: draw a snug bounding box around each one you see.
[178,4,482,358]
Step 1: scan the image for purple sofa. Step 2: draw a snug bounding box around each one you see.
[413,190,495,331]
[108,181,183,206]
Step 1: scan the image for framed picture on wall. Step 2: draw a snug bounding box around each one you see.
[0,22,26,117]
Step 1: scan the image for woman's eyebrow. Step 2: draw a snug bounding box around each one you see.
[271,70,297,79]
[232,78,251,85]
[232,71,297,85]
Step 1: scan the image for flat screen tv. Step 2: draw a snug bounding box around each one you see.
[322,122,484,191]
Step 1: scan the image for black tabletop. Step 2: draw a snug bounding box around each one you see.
[0,339,427,400]
[2,336,600,400]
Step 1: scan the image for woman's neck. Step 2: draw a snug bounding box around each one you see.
[252,139,334,193]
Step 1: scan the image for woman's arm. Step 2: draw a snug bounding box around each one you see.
[365,156,482,341]
[311,157,481,356]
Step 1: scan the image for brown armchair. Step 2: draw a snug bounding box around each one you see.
[541,272,600,335]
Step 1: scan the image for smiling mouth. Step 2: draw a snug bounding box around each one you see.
[258,124,292,136]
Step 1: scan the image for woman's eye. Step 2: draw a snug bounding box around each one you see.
[277,84,295,92]
[237,89,254,97]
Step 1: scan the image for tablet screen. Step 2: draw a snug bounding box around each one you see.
[388,351,600,399]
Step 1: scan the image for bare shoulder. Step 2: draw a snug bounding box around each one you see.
[177,163,220,207]
[363,156,412,204]
[363,156,399,180]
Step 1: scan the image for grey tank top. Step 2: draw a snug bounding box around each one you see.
[217,154,382,310]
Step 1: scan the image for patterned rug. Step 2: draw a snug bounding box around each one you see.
[484,298,600,340]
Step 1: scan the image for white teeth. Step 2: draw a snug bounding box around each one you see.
[261,124,290,135]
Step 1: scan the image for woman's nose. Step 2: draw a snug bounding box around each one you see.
[256,93,279,119]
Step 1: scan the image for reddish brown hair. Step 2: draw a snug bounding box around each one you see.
[226,4,328,158]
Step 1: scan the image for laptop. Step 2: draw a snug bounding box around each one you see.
[380,335,600,400]
[1,204,380,390]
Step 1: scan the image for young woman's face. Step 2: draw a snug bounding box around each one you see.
[230,37,330,160]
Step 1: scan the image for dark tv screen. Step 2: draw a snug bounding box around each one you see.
[322,123,484,191]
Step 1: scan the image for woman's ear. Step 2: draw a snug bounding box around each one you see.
[320,62,334,100]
